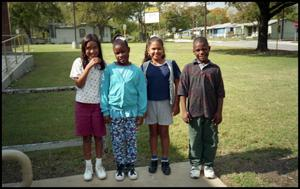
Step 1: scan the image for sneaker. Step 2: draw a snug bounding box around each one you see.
[204,166,216,179]
[83,164,93,181]
[190,166,200,179]
[161,161,171,175]
[124,163,131,175]
[127,165,138,180]
[95,164,107,180]
[115,164,125,181]
[148,160,158,173]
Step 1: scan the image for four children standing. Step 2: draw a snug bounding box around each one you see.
[70,34,224,181]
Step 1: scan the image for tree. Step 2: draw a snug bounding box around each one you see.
[273,4,298,21]
[255,2,297,52]
[161,4,193,33]
[75,2,141,41]
[230,2,259,23]
[126,2,152,41]
[230,2,297,52]
[207,8,230,26]
[182,4,206,29]
[75,2,119,41]
[9,2,63,43]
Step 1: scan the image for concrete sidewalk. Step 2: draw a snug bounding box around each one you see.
[4,162,226,187]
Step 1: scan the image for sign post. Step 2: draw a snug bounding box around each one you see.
[144,7,160,24]
[145,7,159,37]
[172,27,176,39]
[123,24,127,38]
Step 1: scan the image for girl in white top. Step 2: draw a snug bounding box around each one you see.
[70,34,107,181]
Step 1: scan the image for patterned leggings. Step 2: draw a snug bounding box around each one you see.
[109,117,137,165]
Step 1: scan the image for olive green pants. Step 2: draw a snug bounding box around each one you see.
[188,117,218,167]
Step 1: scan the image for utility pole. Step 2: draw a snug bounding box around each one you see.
[72,2,78,49]
[281,8,285,40]
[204,2,207,38]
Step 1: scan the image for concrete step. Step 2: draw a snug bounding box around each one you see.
[3,161,226,187]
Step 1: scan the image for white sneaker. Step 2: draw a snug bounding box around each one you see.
[83,164,93,181]
[204,166,216,179]
[95,164,107,180]
[115,170,125,181]
[127,168,138,180]
[190,166,200,179]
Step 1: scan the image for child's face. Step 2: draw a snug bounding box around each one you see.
[85,41,99,60]
[193,42,210,63]
[113,44,130,65]
[147,41,164,61]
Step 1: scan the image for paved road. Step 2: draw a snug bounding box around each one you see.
[171,39,298,51]
[210,40,298,51]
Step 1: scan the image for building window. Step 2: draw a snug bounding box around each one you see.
[79,29,86,38]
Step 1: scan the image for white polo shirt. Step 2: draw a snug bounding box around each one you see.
[70,57,103,104]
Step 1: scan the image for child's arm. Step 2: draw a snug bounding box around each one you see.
[75,57,101,88]
[136,70,147,121]
[177,65,190,123]
[212,67,225,125]
[180,96,190,123]
[172,79,180,116]
[136,116,144,126]
[100,68,110,122]
[212,97,223,125]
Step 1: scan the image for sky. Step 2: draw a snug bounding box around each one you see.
[207,2,226,10]
[183,2,227,10]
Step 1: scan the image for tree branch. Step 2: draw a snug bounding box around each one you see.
[269,2,297,18]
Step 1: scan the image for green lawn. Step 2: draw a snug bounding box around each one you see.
[2,43,298,186]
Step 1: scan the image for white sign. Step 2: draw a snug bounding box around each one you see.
[145,12,159,24]
[172,27,176,33]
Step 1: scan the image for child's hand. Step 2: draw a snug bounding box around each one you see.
[103,116,111,124]
[136,116,143,126]
[172,104,180,116]
[212,112,222,125]
[181,111,191,123]
[88,57,101,68]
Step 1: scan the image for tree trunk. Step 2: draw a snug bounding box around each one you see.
[138,15,147,42]
[24,26,32,44]
[256,14,269,52]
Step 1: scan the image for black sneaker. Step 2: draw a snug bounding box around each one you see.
[148,160,158,173]
[115,164,125,181]
[124,163,130,175]
[161,161,171,175]
[127,166,138,180]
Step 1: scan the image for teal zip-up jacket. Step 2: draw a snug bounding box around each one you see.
[100,62,147,119]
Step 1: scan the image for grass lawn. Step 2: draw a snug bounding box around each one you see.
[2,43,298,187]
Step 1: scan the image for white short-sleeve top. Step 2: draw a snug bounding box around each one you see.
[70,57,103,104]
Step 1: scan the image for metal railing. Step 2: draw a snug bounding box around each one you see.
[2,149,33,187]
[2,34,30,74]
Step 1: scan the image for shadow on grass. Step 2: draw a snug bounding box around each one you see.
[215,147,297,177]
[212,48,298,58]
